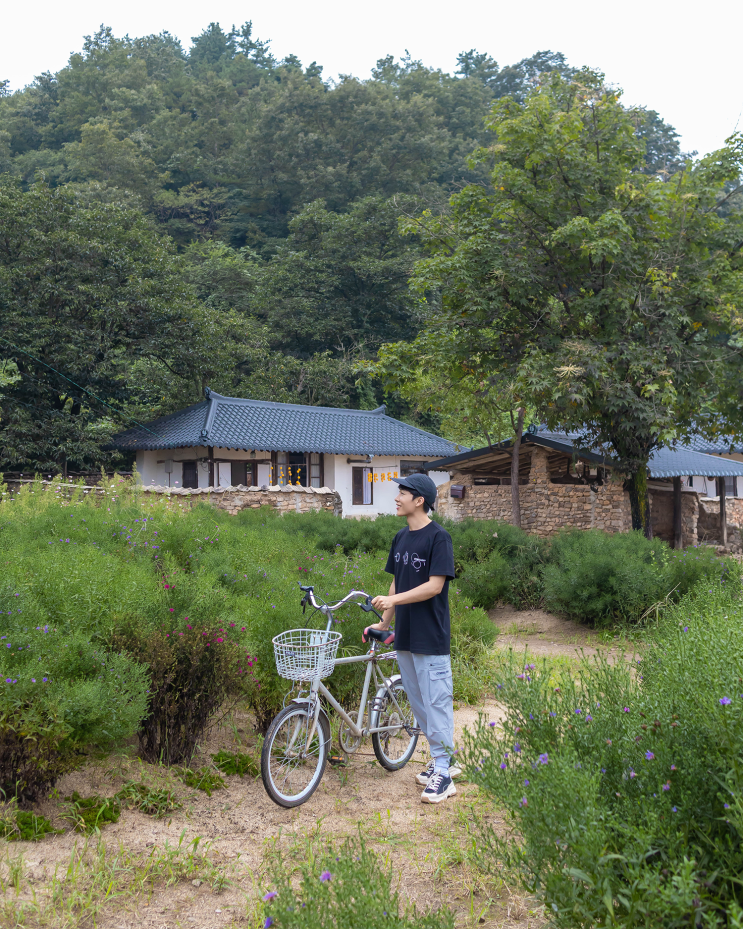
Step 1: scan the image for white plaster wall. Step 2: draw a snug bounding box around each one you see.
[134,448,450,515]
[136,447,269,489]
[333,455,450,517]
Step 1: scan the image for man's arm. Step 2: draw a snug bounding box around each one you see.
[372,577,446,616]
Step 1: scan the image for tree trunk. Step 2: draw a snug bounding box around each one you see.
[510,407,525,528]
[627,467,652,538]
[717,478,728,548]
[673,476,682,549]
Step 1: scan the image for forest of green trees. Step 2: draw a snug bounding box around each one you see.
[0,23,706,472]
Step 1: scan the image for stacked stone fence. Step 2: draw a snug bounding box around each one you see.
[1,478,341,517]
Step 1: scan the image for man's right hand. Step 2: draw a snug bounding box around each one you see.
[362,621,389,642]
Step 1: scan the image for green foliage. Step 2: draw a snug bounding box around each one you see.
[542,530,740,625]
[0,178,203,471]
[0,806,62,841]
[115,781,182,817]
[395,71,743,532]
[462,581,743,927]
[211,750,259,778]
[63,792,121,833]
[180,767,226,796]
[114,620,246,766]
[0,488,494,742]
[0,582,149,804]
[261,835,454,928]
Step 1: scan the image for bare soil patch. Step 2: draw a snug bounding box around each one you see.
[490,603,638,662]
[2,700,544,929]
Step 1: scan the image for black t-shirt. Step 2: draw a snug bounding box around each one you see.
[384,520,456,655]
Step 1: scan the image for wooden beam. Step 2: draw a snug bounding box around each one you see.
[673,476,682,549]
[208,446,214,488]
[718,477,728,548]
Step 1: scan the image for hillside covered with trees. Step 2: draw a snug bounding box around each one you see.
[0,23,690,470]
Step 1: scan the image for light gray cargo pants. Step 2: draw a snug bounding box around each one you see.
[395,651,454,776]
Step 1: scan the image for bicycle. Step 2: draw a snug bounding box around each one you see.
[260,584,419,807]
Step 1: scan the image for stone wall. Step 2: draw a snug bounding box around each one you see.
[438,447,632,536]
[438,447,701,546]
[141,484,342,516]
[2,479,342,517]
[697,497,743,551]
[648,489,698,547]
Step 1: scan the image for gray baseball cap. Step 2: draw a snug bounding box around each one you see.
[391,472,438,511]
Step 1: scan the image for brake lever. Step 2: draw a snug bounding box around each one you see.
[358,599,384,622]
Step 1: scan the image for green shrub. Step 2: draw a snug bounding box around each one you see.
[462,581,743,927]
[114,620,248,765]
[542,530,740,625]
[455,550,513,608]
[0,619,149,805]
[212,750,259,778]
[260,835,453,928]
[452,520,547,609]
[180,766,226,796]
[0,806,62,841]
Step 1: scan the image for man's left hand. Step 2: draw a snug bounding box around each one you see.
[372,594,396,612]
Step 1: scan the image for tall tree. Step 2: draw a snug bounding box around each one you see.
[0,179,201,471]
[394,71,743,535]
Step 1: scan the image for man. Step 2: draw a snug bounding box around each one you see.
[366,472,460,804]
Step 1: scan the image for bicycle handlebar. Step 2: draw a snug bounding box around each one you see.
[299,583,371,612]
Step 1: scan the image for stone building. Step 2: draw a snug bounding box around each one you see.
[425,432,743,550]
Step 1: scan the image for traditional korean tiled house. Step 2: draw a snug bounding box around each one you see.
[111,390,460,517]
[424,429,743,549]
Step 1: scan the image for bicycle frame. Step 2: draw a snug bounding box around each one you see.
[293,586,416,748]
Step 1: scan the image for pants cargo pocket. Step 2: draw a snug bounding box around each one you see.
[429,665,453,708]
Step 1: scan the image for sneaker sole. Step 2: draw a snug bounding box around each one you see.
[421,784,457,804]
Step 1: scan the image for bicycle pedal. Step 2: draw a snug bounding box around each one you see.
[328,754,348,768]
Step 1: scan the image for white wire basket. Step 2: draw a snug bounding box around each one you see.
[272,628,343,681]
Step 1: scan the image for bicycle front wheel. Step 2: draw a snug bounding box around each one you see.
[261,704,330,808]
[372,676,419,771]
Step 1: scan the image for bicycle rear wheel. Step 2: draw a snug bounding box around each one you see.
[261,704,330,807]
[371,676,418,771]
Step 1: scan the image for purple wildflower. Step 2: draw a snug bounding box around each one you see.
[320,870,332,882]
[720,697,732,706]
[538,753,549,764]
[262,892,277,902]
[645,751,655,761]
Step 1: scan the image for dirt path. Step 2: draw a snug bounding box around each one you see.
[4,699,540,929]
[490,603,638,662]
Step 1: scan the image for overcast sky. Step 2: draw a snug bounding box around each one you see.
[2,0,740,158]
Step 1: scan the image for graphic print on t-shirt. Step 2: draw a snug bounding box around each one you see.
[384,521,455,655]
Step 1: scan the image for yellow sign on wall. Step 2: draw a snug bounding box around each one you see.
[367,471,398,482]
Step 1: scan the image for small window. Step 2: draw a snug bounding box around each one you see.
[725,476,737,497]
[352,467,373,505]
[310,453,322,488]
[182,461,198,489]
[231,461,252,487]
[400,460,426,477]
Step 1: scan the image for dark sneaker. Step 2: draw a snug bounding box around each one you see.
[416,759,462,786]
[421,771,456,804]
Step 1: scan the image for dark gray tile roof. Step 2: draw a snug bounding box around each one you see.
[111,391,463,458]
[424,429,743,479]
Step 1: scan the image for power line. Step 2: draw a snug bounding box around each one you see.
[0,335,160,437]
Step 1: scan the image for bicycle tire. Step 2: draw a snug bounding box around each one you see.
[261,704,330,808]
[371,676,419,771]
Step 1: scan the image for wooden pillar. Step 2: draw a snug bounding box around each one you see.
[673,477,683,549]
[717,477,728,548]
[208,446,215,488]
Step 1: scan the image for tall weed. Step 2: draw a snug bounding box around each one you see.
[462,580,743,927]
